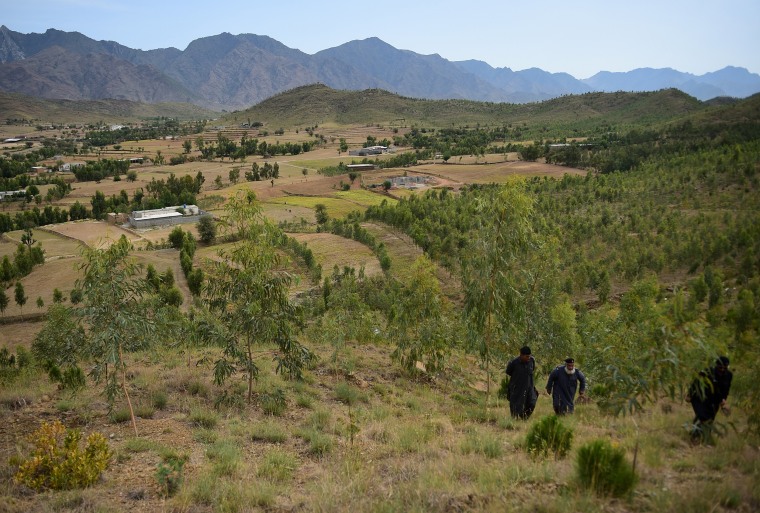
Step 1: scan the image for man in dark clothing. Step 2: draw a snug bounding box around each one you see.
[689,356,733,424]
[506,346,537,419]
[546,357,586,415]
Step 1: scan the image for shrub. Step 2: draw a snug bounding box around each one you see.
[156,453,188,497]
[525,415,573,459]
[13,420,112,490]
[576,439,637,497]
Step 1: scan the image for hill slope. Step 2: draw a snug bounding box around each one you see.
[227,84,707,129]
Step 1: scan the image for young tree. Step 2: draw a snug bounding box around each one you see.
[0,289,8,317]
[348,171,359,185]
[197,216,217,245]
[460,184,552,405]
[182,140,192,154]
[36,296,44,310]
[204,192,313,403]
[229,168,240,184]
[314,204,329,225]
[77,235,155,435]
[389,255,453,373]
[14,282,27,318]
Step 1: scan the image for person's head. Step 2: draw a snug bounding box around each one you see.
[519,346,531,362]
[564,357,575,374]
[716,356,729,374]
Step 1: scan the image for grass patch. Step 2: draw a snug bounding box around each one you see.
[334,381,367,405]
[188,406,218,429]
[206,439,240,477]
[257,448,299,482]
[250,420,289,443]
[460,429,504,459]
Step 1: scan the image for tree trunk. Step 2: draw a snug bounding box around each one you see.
[119,344,138,437]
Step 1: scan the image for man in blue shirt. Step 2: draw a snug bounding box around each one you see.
[546,357,586,415]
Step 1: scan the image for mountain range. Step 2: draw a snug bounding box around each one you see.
[1,26,759,112]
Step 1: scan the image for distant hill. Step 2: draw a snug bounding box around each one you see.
[228,84,708,129]
[0,91,218,123]
[1,26,759,110]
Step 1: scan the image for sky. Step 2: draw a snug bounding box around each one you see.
[4,0,759,79]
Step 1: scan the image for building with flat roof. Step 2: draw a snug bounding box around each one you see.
[128,205,208,229]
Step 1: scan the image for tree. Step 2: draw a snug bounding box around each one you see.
[389,255,453,373]
[339,138,348,154]
[229,168,240,184]
[77,235,155,436]
[91,191,107,220]
[21,228,35,248]
[153,150,164,166]
[383,180,392,192]
[126,170,138,182]
[197,216,217,245]
[0,289,8,317]
[168,226,185,249]
[36,296,44,310]
[348,172,359,185]
[53,288,64,303]
[314,204,329,225]
[14,282,27,318]
[461,184,556,406]
[182,140,192,154]
[204,191,313,403]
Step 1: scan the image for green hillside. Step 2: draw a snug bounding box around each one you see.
[0,92,219,123]
[228,84,707,132]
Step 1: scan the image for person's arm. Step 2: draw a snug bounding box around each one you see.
[506,359,514,377]
[546,368,555,395]
[578,370,586,396]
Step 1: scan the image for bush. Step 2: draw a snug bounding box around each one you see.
[576,439,637,497]
[156,453,188,497]
[12,420,112,490]
[525,415,573,459]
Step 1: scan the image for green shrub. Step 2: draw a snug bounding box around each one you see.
[156,453,188,497]
[13,420,112,490]
[525,415,573,459]
[576,439,637,497]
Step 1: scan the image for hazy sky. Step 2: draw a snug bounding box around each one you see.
[4,0,759,78]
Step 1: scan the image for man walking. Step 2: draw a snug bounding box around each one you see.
[546,357,586,415]
[689,356,732,424]
[506,346,537,419]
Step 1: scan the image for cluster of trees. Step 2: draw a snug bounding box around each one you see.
[0,206,73,235]
[84,119,204,147]
[245,162,279,181]
[0,229,45,287]
[72,159,131,182]
[198,133,316,162]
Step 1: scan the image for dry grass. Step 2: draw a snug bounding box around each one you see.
[1,336,755,513]
[287,232,382,277]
